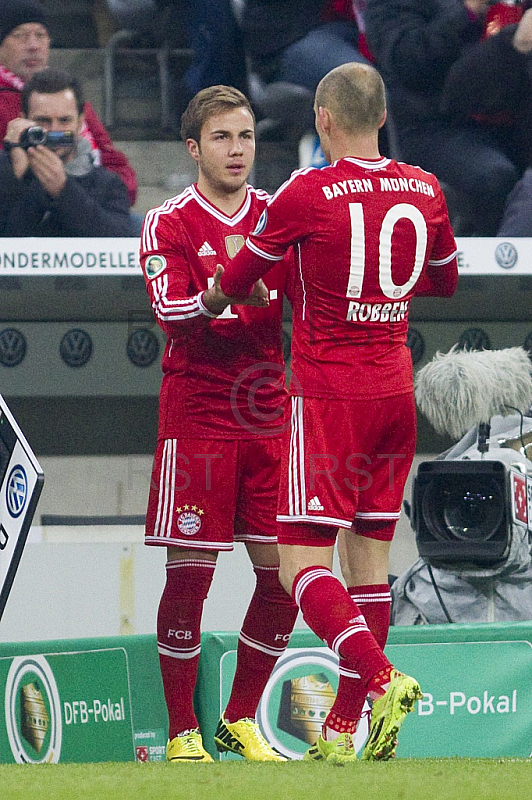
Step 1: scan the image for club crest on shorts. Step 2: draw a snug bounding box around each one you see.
[145,254,167,279]
[176,504,204,535]
[225,234,245,259]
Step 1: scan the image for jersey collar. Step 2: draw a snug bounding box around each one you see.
[190,184,252,227]
[341,156,392,171]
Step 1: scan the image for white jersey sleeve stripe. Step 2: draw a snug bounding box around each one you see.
[151,275,204,322]
[246,238,284,261]
[142,189,194,251]
[197,291,220,318]
[428,249,459,266]
[269,166,316,203]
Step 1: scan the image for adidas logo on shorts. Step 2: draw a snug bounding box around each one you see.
[197,241,217,256]
[307,496,324,512]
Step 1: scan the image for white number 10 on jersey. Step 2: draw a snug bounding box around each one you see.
[346,202,428,300]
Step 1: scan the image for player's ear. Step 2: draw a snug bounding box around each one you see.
[379,109,387,130]
[186,137,200,162]
[317,106,331,136]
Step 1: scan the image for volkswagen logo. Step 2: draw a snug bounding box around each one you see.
[0,328,27,367]
[457,327,491,351]
[126,329,159,367]
[494,242,518,270]
[406,327,425,365]
[59,328,93,367]
[6,465,27,518]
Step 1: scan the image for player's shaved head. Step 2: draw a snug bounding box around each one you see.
[315,62,386,134]
[181,84,255,143]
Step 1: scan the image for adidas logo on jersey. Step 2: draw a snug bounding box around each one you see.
[197,241,217,257]
[307,496,324,512]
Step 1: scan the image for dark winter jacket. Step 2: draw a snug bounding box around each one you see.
[242,0,327,58]
[365,0,484,131]
[440,23,532,168]
[0,141,134,237]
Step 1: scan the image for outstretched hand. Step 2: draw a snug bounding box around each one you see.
[202,264,269,315]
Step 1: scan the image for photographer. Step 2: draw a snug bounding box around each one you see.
[0,69,135,237]
[0,0,137,207]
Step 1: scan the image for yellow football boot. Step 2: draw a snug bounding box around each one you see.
[362,670,422,761]
[214,717,287,761]
[304,732,357,765]
[166,729,214,763]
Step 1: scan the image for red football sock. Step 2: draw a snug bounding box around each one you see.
[349,584,392,649]
[156,558,215,739]
[292,567,391,687]
[323,584,391,738]
[224,565,299,723]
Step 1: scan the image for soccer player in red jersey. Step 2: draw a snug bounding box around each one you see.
[139,86,298,763]
[204,63,459,763]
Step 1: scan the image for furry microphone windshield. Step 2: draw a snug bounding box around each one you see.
[414,346,532,440]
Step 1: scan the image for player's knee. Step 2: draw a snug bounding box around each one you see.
[277,564,297,599]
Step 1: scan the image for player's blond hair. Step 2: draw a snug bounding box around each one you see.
[315,62,386,135]
[180,85,255,143]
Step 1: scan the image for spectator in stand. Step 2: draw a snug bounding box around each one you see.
[181,0,248,97]
[499,169,532,237]
[440,5,532,236]
[0,0,138,208]
[103,1,248,112]
[0,69,135,236]
[364,0,529,236]
[242,1,370,93]
[241,1,371,165]
[103,0,158,31]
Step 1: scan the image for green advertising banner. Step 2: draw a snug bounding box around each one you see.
[0,624,531,763]
[386,640,532,758]
[0,648,134,763]
[199,629,532,760]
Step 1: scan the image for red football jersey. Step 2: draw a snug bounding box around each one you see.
[140,183,288,439]
[222,156,458,400]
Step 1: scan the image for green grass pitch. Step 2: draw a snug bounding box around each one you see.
[1,759,530,800]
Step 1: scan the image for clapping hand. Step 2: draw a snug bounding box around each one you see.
[202,264,270,316]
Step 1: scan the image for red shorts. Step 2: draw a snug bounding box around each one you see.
[277,394,416,543]
[146,437,281,550]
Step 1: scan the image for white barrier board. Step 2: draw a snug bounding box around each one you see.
[0,237,530,276]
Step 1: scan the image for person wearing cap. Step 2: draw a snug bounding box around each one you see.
[0,0,138,208]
